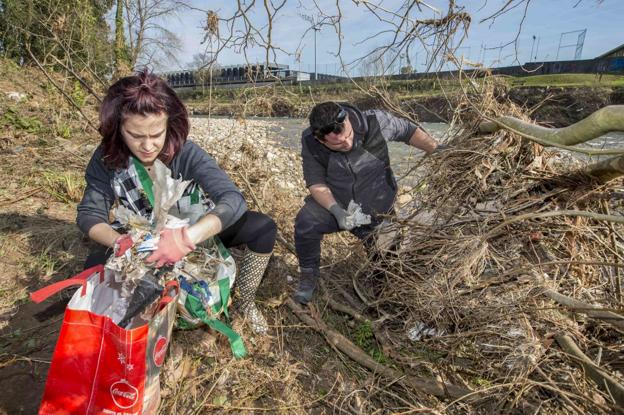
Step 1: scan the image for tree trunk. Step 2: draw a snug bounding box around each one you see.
[479,105,624,146]
[585,155,624,183]
[114,0,130,76]
[478,105,624,182]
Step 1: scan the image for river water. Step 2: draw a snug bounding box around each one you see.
[238,117,450,181]
[194,115,624,182]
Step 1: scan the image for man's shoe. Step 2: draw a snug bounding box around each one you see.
[293,268,318,305]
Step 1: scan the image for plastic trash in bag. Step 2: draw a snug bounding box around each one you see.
[118,270,165,328]
[103,159,191,326]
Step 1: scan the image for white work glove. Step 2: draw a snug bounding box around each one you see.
[329,204,355,231]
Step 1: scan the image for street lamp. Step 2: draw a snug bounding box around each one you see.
[300,13,320,81]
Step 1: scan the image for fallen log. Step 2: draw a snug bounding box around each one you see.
[478,106,624,182]
[585,156,624,183]
[478,105,624,147]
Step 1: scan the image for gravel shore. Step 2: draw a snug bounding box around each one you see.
[190,116,308,198]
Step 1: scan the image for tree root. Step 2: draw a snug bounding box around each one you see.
[285,298,471,400]
[319,279,368,323]
[555,334,624,409]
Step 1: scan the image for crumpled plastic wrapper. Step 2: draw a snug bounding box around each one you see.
[151,159,191,232]
[407,321,446,341]
[108,160,192,276]
[344,200,372,229]
[178,238,227,282]
[375,220,398,252]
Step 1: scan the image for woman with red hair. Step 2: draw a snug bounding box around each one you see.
[77,69,276,334]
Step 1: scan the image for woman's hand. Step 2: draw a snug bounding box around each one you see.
[114,234,134,257]
[185,213,223,246]
[146,227,196,267]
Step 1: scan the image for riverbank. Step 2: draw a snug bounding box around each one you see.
[2,61,623,413]
[183,77,624,127]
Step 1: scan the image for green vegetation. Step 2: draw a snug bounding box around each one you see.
[29,250,59,279]
[56,123,72,139]
[353,321,388,364]
[507,73,624,88]
[0,0,111,76]
[42,171,86,204]
[2,107,44,133]
[71,81,87,107]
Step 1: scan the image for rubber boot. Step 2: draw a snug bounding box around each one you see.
[293,267,319,305]
[237,249,271,335]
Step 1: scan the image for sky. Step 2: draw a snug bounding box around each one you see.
[161,0,624,75]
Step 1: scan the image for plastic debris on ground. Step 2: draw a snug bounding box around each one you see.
[406,321,446,341]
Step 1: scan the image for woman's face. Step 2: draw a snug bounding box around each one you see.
[120,112,168,166]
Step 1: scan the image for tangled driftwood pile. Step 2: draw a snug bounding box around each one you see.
[350,91,624,412]
[180,98,624,413]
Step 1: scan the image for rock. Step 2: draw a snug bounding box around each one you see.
[397,194,412,205]
[81,144,96,155]
[6,91,26,101]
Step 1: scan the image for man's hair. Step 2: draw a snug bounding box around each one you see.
[308,101,342,131]
[99,68,189,169]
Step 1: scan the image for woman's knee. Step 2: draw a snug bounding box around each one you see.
[247,211,277,253]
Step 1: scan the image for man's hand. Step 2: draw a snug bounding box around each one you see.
[329,204,355,230]
[431,143,449,154]
[146,227,196,267]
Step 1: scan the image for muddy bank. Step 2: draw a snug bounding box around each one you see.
[186,85,624,127]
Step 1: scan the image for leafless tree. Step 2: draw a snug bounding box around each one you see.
[122,0,184,70]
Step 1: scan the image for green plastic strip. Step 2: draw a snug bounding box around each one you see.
[217,277,231,320]
[190,186,200,204]
[132,157,155,207]
[185,294,247,358]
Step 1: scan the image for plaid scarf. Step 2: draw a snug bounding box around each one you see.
[111,158,215,227]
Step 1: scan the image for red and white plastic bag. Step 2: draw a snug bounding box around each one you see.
[31,265,178,415]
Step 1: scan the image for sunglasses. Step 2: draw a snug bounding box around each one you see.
[314,109,347,141]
